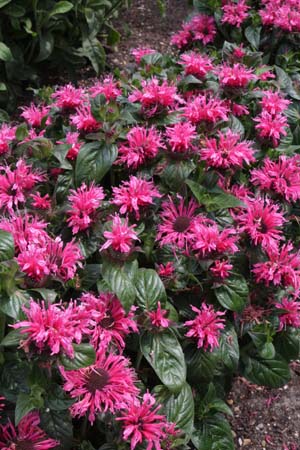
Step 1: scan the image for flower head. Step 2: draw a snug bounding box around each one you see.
[112,176,161,219]
[148,302,170,328]
[60,354,139,424]
[218,63,255,88]
[70,104,101,132]
[183,94,229,124]
[254,111,288,147]
[0,123,16,155]
[20,103,50,128]
[275,297,300,330]
[165,122,197,153]
[221,0,250,27]
[101,214,139,253]
[52,83,86,109]
[185,303,225,351]
[179,52,213,78]
[190,221,238,258]
[89,76,121,101]
[131,47,156,64]
[31,192,51,210]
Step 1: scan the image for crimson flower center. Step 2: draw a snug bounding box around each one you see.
[100,315,115,329]
[15,440,33,450]
[173,216,191,232]
[86,368,110,394]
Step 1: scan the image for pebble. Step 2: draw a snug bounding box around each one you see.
[243,438,252,446]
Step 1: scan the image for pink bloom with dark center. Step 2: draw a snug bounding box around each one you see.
[0,159,44,212]
[148,302,170,328]
[221,0,250,27]
[251,155,300,202]
[116,126,164,169]
[67,183,105,234]
[253,242,300,290]
[101,214,139,253]
[254,111,288,147]
[185,303,225,351]
[60,354,139,424]
[218,63,255,88]
[0,214,48,252]
[112,176,161,219]
[80,292,138,353]
[0,123,16,154]
[70,104,101,132]
[260,90,290,115]
[31,192,51,210]
[235,198,285,253]
[45,237,83,282]
[52,83,86,109]
[183,94,229,124]
[131,47,156,64]
[191,221,238,258]
[129,78,181,117]
[117,392,169,450]
[165,122,197,153]
[210,260,233,279]
[20,103,50,128]
[170,24,192,49]
[189,14,217,45]
[13,300,82,358]
[275,297,300,330]
[179,52,213,78]
[89,76,121,101]
[200,129,255,169]
[157,196,200,252]
[0,412,58,450]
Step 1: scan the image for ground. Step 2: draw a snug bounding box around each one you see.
[110,2,300,449]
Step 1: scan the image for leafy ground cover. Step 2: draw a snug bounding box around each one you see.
[0,1,300,449]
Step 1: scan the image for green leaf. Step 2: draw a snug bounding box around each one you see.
[155,382,194,438]
[16,124,28,141]
[274,329,300,362]
[35,32,54,63]
[140,329,186,392]
[242,352,291,387]
[0,0,12,7]
[59,344,96,370]
[15,393,35,425]
[162,160,195,190]
[75,142,117,187]
[81,36,106,75]
[102,263,136,311]
[0,230,14,262]
[40,409,73,450]
[245,26,261,50]
[135,268,167,310]
[192,415,235,450]
[214,274,248,312]
[106,25,120,46]
[0,290,30,319]
[0,42,13,62]
[1,328,22,347]
[185,344,220,381]
[186,180,243,211]
[49,1,73,16]
[216,325,239,372]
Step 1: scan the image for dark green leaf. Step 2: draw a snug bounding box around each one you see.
[15,393,35,425]
[242,352,290,387]
[140,329,186,392]
[75,142,117,187]
[106,25,120,46]
[0,290,30,319]
[135,268,167,310]
[216,325,239,372]
[192,415,234,450]
[1,328,22,347]
[41,409,73,450]
[215,274,248,312]
[49,1,73,16]
[59,344,96,370]
[35,32,54,63]
[274,329,300,362]
[0,0,12,7]
[0,42,13,61]
[102,263,136,311]
[186,180,243,211]
[185,344,220,381]
[245,26,261,50]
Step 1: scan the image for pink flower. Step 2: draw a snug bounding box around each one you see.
[148,302,170,328]
[232,45,246,58]
[70,104,101,132]
[235,198,285,253]
[253,242,300,290]
[260,90,290,115]
[231,102,249,116]
[275,298,300,330]
[210,260,233,279]
[0,214,48,252]
[221,0,250,27]
[52,83,86,109]
[129,78,181,117]
[67,183,105,234]
[0,412,58,450]
[131,47,156,64]
[101,214,139,253]
[251,155,300,202]
[0,123,16,154]
[60,354,139,424]
[183,94,229,124]
[112,176,161,219]
[165,122,197,153]
[116,126,164,169]
[20,103,50,127]
[188,14,217,45]
[218,63,255,88]
[185,303,225,351]
[0,159,44,212]
[170,24,192,49]
[200,129,255,169]
[259,0,300,32]
[179,52,213,78]
[117,393,169,450]
[31,192,51,210]
[17,244,50,280]
[254,111,288,147]
[45,237,83,282]
[13,300,82,358]
[190,221,238,258]
[89,76,121,101]
[157,262,175,278]
[80,292,138,353]
[157,196,200,252]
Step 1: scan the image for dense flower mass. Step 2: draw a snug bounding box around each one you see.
[101,214,139,253]
[221,0,250,27]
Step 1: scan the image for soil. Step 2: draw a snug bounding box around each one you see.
[110,2,300,450]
